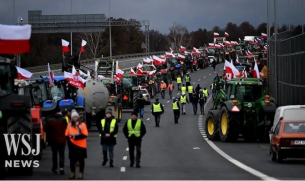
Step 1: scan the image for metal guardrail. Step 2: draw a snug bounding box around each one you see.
[26,51,165,72]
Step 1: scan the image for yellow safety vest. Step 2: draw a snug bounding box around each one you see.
[185,76,190,82]
[153,103,162,112]
[181,86,186,94]
[65,116,70,124]
[211,84,216,90]
[99,119,117,137]
[180,96,187,103]
[172,101,179,110]
[188,86,193,93]
[203,89,208,97]
[177,77,182,84]
[127,119,141,137]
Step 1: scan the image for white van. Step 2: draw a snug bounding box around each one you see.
[270,105,305,140]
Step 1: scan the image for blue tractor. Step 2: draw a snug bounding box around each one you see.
[41,76,86,122]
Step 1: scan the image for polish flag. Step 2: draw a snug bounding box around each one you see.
[208,43,215,48]
[0,24,31,54]
[242,69,248,78]
[235,56,240,64]
[80,39,87,52]
[169,47,174,53]
[153,55,162,65]
[205,47,209,53]
[165,52,174,58]
[137,68,143,75]
[253,59,260,78]
[130,68,136,75]
[113,75,121,84]
[261,33,267,38]
[225,32,229,37]
[184,51,191,54]
[160,55,165,59]
[238,38,241,42]
[193,47,201,55]
[178,54,185,60]
[246,50,253,56]
[248,39,254,44]
[225,60,240,80]
[78,69,87,77]
[180,46,186,51]
[16,66,32,79]
[224,41,231,46]
[215,44,221,49]
[214,32,219,37]
[115,61,124,79]
[218,43,224,48]
[230,41,238,46]
[137,63,143,69]
[61,39,70,53]
[64,66,86,89]
[264,45,268,51]
[48,63,55,87]
[147,70,156,76]
[143,57,152,64]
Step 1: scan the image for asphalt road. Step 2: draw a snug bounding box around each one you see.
[31,57,144,78]
[8,62,305,180]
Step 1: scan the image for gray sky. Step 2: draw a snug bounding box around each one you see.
[0,0,304,33]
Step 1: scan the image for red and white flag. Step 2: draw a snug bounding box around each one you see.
[208,43,215,48]
[264,45,268,51]
[253,59,260,78]
[169,47,174,53]
[160,55,165,59]
[147,70,156,76]
[218,43,224,48]
[0,24,31,54]
[143,57,153,64]
[224,41,231,46]
[213,32,219,37]
[115,61,124,79]
[215,44,221,49]
[137,63,143,70]
[242,69,248,78]
[61,39,70,53]
[153,55,163,65]
[48,63,55,87]
[165,52,174,58]
[225,32,229,37]
[246,50,253,56]
[261,33,267,38]
[178,54,185,60]
[130,68,136,75]
[230,41,238,46]
[238,38,241,42]
[64,66,86,89]
[80,39,87,52]
[180,46,186,51]
[224,60,240,80]
[16,66,32,79]
[136,67,143,75]
[192,47,201,55]
[205,47,209,53]
[113,75,121,84]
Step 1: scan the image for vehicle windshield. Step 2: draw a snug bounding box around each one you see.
[25,84,48,105]
[51,84,65,101]
[0,64,13,96]
[122,77,137,87]
[235,85,263,101]
[284,122,305,133]
[142,66,154,71]
[208,48,215,55]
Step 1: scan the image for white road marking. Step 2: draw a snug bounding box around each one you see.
[193,147,200,149]
[177,93,180,95]
[147,118,150,120]
[120,167,126,172]
[123,156,127,160]
[167,101,170,103]
[204,77,206,78]
[126,148,129,151]
[209,74,211,75]
[198,79,201,81]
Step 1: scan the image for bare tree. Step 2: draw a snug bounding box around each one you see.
[79,32,105,59]
[167,23,192,50]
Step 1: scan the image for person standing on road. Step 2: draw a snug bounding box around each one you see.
[65,110,88,179]
[137,95,145,118]
[176,75,182,90]
[185,73,191,86]
[99,112,118,168]
[151,98,164,127]
[180,93,189,115]
[168,81,174,99]
[187,84,194,101]
[212,59,217,71]
[172,97,180,123]
[160,81,167,99]
[123,112,146,168]
[45,109,67,175]
[190,92,199,115]
[181,84,187,94]
[210,81,218,100]
[195,84,201,94]
[198,88,209,115]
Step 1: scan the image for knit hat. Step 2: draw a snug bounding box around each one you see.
[71,109,80,119]
[131,112,138,116]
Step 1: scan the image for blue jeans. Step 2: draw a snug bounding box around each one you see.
[192,102,198,114]
[139,108,144,117]
[169,91,173,98]
[102,144,114,160]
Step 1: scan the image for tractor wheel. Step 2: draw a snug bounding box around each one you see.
[133,91,140,112]
[276,150,283,163]
[205,112,220,140]
[270,146,276,161]
[219,107,238,142]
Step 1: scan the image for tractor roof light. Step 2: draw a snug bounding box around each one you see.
[231,106,240,112]
[265,95,270,99]
[264,100,270,105]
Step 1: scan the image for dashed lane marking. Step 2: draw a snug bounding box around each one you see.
[167,101,170,103]
[209,74,211,75]
[126,148,129,151]
[147,118,150,120]
[193,82,196,84]
[198,79,201,81]
[123,156,127,160]
[197,100,278,181]
[120,167,126,172]
[177,93,180,95]
[204,77,206,78]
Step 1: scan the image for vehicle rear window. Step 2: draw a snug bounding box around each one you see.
[284,123,305,133]
[283,109,305,121]
[141,90,147,94]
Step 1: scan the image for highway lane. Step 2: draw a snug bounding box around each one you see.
[31,57,145,77]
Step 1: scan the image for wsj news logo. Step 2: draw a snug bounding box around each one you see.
[3,134,40,168]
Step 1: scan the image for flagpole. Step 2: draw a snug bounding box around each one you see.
[109,0,114,82]
[62,52,65,72]
[274,0,278,102]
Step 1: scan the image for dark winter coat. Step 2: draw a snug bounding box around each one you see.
[123,118,146,144]
[137,98,145,109]
[190,94,199,104]
[195,84,201,94]
[45,113,67,145]
[98,117,119,145]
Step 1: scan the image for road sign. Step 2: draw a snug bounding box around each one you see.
[141,42,146,49]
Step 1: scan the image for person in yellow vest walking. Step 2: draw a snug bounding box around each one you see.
[181,84,187,94]
[176,75,182,90]
[168,81,174,99]
[172,97,180,123]
[185,73,191,86]
[98,112,118,167]
[123,112,146,168]
[180,93,189,115]
[151,98,164,127]
[198,88,209,115]
[187,84,194,101]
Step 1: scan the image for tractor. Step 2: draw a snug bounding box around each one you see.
[0,57,33,176]
[166,57,183,80]
[119,75,142,112]
[205,78,277,142]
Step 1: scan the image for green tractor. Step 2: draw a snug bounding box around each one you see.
[205,78,277,142]
[120,75,141,111]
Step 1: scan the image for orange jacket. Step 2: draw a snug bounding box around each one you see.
[65,122,88,148]
[160,82,167,89]
[168,84,174,91]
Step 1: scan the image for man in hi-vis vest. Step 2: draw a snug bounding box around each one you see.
[123,112,146,168]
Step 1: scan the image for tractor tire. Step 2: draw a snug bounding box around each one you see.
[270,146,276,162]
[205,111,220,140]
[133,91,140,112]
[219,107,238,142]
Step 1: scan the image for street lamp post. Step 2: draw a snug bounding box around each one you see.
[17,16,23,67]
[109,0,114,82]
[302,0,304,33]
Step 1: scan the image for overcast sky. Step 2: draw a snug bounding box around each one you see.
[0,0,304,33]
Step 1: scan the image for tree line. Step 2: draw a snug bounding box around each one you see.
[12,18,303,68]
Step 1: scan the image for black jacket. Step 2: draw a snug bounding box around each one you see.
[190,94,199,103]
[98,117,119,145]
[151,102,164,114]
[45,113,67,144]
[123,118,146,143]
[137,98,145,109]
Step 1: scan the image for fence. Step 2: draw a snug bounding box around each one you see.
[268,31,305,106]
